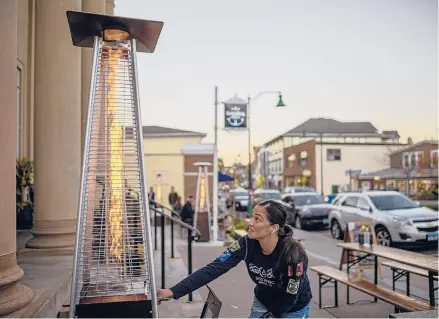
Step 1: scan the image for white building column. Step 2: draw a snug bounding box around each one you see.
[27,0,82,249]
[0,0,34,315]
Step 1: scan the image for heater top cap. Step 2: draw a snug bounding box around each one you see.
[194,162,212,167]
[66,10,163,53]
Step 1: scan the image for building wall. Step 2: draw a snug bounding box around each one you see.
[144,136,203,203]
[390,142,438,168]
[283,140,316,189]
[315,143,405,195]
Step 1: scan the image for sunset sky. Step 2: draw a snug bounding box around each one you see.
[115,0,438,165]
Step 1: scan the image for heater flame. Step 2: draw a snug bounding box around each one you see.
[108,48,124,261]
[199,172,206,211]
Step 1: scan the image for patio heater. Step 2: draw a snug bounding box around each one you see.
[66,11,163,318]
[193,162,212,242]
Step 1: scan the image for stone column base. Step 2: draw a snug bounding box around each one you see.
[26,219,76,249]
[0,253,33,316]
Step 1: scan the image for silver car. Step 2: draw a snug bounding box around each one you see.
[328,191,438,246]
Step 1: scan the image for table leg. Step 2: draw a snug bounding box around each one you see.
[374,255,378,302]
[428,271,435,307]
[347,250,350,304]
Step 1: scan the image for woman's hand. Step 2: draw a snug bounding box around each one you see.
[157,288,174,301]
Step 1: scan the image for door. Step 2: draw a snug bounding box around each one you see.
[340,196,359,227]
[356,197,373,222]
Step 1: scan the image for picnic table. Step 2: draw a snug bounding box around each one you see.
[337,242,438,307]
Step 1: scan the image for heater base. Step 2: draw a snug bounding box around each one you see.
[75,298,152,318]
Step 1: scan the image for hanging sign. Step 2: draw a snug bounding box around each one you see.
[224,103,247,129]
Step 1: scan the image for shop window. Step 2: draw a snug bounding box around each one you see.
[287,154,296,168]
[300,151,308,166]
[327,149,341,161]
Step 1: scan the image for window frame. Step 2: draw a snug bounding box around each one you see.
[327,148,341,161]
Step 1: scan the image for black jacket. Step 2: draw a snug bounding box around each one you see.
[170,235,312,315]
[180,201,194,220]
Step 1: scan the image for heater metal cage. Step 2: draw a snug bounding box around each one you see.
[70,36,157,317]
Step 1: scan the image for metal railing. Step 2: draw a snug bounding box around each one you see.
[149,202,200,302]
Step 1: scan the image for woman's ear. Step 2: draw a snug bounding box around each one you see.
[272,224,279,233]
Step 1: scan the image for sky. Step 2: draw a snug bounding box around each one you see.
[115,0,438,166]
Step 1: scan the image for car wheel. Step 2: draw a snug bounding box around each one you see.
[295,216,302,229]
[376,227,392,247]
[331,220,343,239]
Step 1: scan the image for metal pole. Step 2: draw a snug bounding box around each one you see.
[320,133,324,195]
[212,86,219,242]
[247,97,252,216]
[131,39,159,318]
[161,214,165,289]
[154,211,158,250]
[170,219,174,258]
[69,36,100,318]
[187,228,193,302]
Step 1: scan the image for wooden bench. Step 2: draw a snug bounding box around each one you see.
[311,265,435,312]
[382,261,439,296]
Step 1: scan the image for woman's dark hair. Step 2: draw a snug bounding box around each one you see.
[257,199,304,270]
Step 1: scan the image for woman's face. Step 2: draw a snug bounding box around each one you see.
[248,205,277,240]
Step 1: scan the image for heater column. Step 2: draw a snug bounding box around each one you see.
[81,0,106,154]
[0,1,34,315]
[27,0,82,249]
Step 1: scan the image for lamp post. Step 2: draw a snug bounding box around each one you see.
[247,91,285,216]
[214,88,285,230]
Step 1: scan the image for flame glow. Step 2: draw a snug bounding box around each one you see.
[107,48,123,261]
[156,175,162,205]
[199,172,206,211]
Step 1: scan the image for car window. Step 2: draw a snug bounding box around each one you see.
[356,198,370,210]
[234,192,248,197]
[369,194,418,211]
[342,196,358,207]
[293,195,323,206]
[261,192,281,200]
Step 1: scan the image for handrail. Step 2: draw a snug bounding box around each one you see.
[149,206,200,236]
[150,200,180,218]
[149,204,198,302]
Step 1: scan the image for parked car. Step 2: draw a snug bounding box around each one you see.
[283,186,316,194]
[226,188,249,211]
[251,189,282,207]
[328,191,439,247]
[281,192,332,229]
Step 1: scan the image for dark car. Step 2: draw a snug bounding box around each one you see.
[281,192,332,229]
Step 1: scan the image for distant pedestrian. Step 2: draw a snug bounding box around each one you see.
[180,195,195,226]
[168,186,179,211]
[157,200,312,318]
[148,187,156,207]
[174,196,183,216]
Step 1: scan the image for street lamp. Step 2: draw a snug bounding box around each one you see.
[247,91,286,215]
[213,88,285,241]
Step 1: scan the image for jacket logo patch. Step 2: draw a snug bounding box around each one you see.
[296,262,304,278]
[228,241,240,252]
[286,279,300,295]
[219,250,231,262]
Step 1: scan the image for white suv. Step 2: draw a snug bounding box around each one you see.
[328,191,438,246]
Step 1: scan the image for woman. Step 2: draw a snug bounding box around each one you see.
[157,200,312,318]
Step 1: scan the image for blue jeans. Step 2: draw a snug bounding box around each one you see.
[249,297,311,318]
